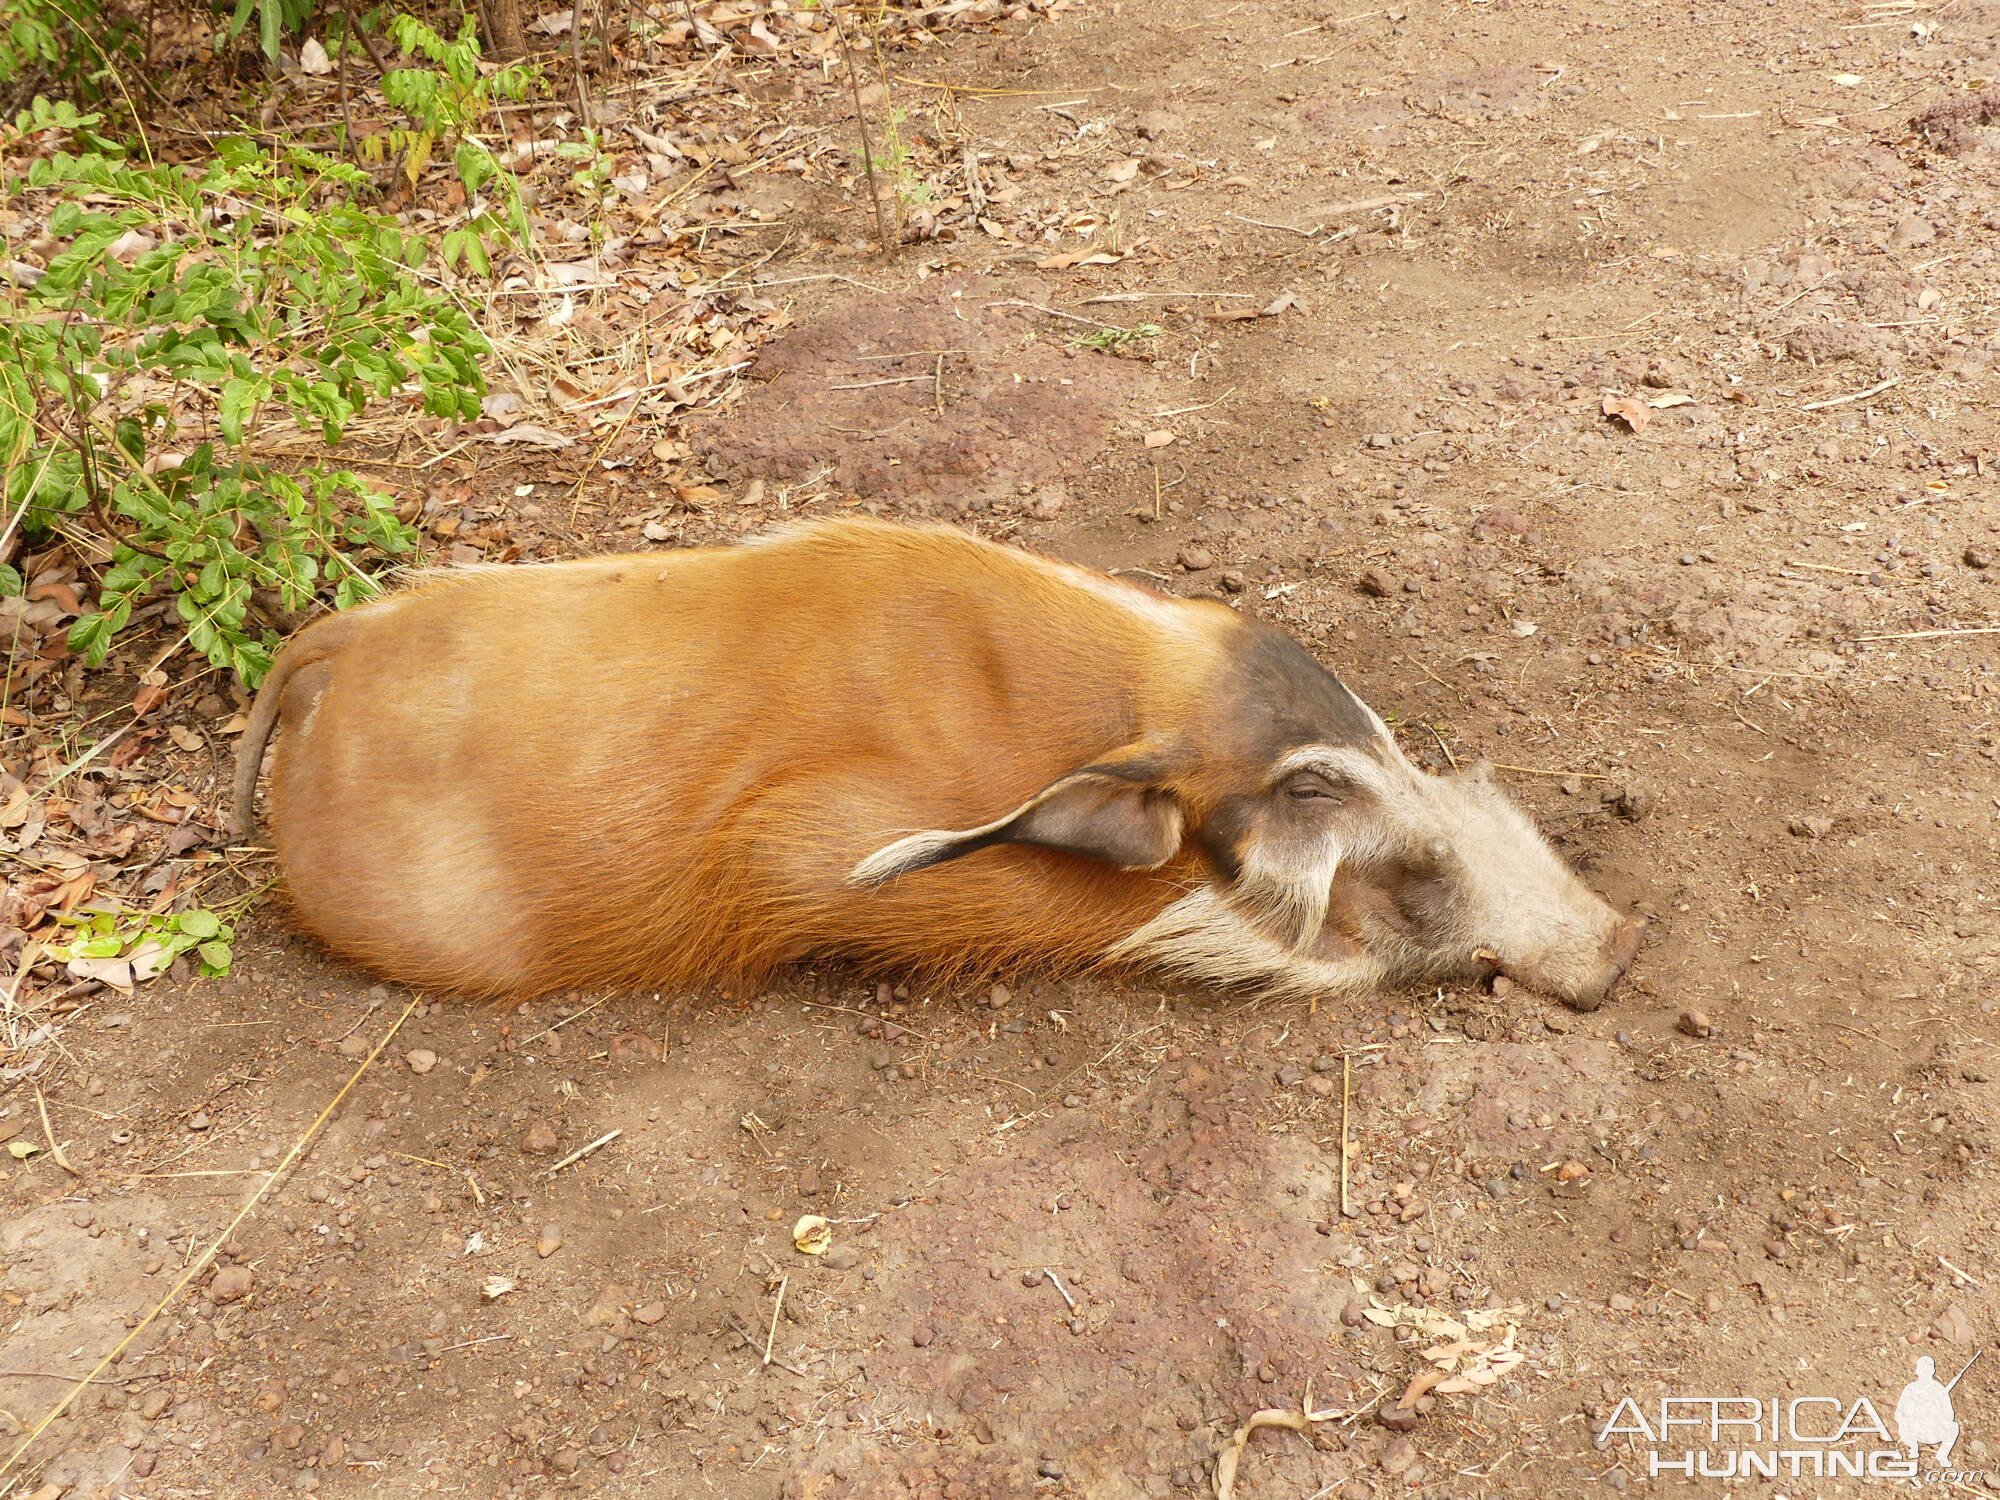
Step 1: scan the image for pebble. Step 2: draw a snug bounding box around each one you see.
[535,1224,563,1258]
[631,1300,666,1326]
[1037,1459,1064,1479]
[1377,1404,1419,1432]
[1891,215,1935,249]
[521,1121,558,1155]
[1358,566,1397,598]
[822,1246,861,1271]
[1177,545,1215,572]
[1937,1303,1976,1344]
[1965,545,1993,570]
[912,1325,935,1347]
[140,1389,173,1420]
[405,1049,438,1076]
[1678,1009,1714,1038]
[210,1265,252,1304]
[1340,1300,1366,1327]
[1276,1065,1304,1087]
[1380,1436,1417,1475]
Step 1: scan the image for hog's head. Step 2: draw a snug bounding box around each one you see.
[850,622,1645,1009]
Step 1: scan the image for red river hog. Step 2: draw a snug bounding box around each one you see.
[233,518,1645,1006]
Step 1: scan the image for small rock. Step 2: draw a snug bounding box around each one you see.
[549,1446,584,1474]
[186,1112,211,1132]
[535,1224,563,1258]
[1218,569,1245,594]
[1678,1009,1714,1038]
[822,1245,861,1271]
[1891,215,1935,249]
[1937,1303,1976,1344]
[1377,1403,1419,1432]
[1787,814,1835,839]
[140,1389,173,1420]
[404,1048,438,1076]
[1340,1300,1367,1327]
[1177,545,1215,572]
[1276,1065,1305,1087]
[1380,1436,1418,1475]
[1358,566,1397,598]
[631,1300,666,1326]
[210,1264,253,1304]
[335,1035,369,1058]
[1134,109,1181,140]
[912,1325,936,1347]
[987,983,1012,1008]
[521,1120,558,1155]
[1037,1459,1063,1480]
[1609,1293,1636,1312]
[1965,545,1993,570]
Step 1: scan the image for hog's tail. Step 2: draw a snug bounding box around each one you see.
[230,622,339,842]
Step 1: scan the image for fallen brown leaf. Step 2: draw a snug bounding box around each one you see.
[1601,393,1651,434]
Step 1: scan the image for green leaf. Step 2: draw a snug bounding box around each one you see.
[177,908,221,939]
[197,939,234,974]
[219,375,262,446]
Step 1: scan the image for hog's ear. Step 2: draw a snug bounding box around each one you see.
[849,754,1183,887]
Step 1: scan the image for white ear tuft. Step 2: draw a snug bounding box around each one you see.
[848,830,964,888]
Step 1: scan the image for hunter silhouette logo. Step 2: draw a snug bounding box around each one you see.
[1895,1352,1979,1468]
[1597,1346,1985,1482]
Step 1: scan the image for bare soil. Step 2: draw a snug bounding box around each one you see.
[6,0,2000,1495]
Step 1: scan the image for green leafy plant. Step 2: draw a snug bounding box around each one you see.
[370,14,537,274]
[1,104,491,681]
[50,901,239,978]
[1075,322,1164,352]
[856,105,930,212]
[0,0,131,97]
[225,0,316,64]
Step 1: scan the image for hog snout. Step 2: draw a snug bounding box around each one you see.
[1517,911,1648,1012]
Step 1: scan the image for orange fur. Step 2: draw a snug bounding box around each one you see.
[238,520,1250,998]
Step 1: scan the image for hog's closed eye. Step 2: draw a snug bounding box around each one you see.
[1283,771,1348,802]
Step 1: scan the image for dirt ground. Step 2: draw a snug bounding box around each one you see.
[6,0,2000,1494]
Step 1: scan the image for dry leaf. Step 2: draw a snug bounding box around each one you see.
[1601,393,1650,434]
[793,1215,832,1256]
[7,1140,37,1161]
[1211,1403,1352,1500]
[1035,248,1126,270]
[1646,392,1696,409]
[481,425,575,449]
[299,36,331,74]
